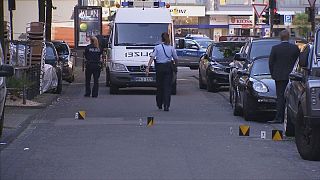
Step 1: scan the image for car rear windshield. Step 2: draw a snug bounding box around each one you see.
[251,58,271,76]
[212,42,245,59]
[45,46,56,61]
[115,23,171,46]
[196,40,213,49]
[250,40,280,60]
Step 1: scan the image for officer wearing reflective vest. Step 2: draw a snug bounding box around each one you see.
[84,36,103,98]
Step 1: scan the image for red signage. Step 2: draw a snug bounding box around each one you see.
[230,17,252,25]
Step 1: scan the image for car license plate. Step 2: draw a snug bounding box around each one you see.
[134,77,154,82]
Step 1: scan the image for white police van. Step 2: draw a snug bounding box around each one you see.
[105,0,176,94]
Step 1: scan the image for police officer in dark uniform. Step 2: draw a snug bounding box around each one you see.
[146,32,178,111]
[84,36,102,98]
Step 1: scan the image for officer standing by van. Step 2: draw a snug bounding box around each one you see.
[146,32,178,111]
[84,36,103,98]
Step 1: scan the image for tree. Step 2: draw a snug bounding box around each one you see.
[293,13,311,38]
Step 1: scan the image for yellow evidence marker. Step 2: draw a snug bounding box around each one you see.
[239,125,250,136]
[75,111,86,120]
[147,117,154,127]
[272,130,283,141]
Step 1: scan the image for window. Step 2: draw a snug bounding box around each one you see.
[185,40,198,49]
[115,23,171,46]
[249,40,280,60]
[250,58,270,76]
[211,42,244,59]
[45,46,57,61]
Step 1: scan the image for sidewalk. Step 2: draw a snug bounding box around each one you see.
[0,93,58,148]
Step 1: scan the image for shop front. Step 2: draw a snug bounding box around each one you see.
[209,15,229,41]
[228,16,253,36]
[170,6,206,37]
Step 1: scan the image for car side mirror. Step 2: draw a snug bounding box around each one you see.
[289,73,303,81]
[234,53,246,61]
[0,65,14,77]
[237,70,249,76]
[178,39,185,49]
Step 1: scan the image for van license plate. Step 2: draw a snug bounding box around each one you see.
[134,77,154,82]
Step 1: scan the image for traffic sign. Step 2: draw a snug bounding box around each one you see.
[308,0,316,7]
[284,15,292,25]
[253,4,268,18]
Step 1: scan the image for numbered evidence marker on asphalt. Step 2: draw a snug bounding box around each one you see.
[147,117,154,127]
[261,131,266,139]
[75,111,86,120]
[272,130,283,141]
[239,125,250,136]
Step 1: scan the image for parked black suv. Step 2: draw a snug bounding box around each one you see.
[284,42,320,161]
[199,41,245,92]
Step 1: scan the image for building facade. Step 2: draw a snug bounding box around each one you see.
[206,0,320,40]
[3,0,319,41]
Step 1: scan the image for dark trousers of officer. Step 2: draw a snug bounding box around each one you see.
[156,63,173,108]
[85,63,101,97]
[275,80,289,122]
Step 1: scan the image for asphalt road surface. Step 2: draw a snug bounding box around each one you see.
[1,67,319,180]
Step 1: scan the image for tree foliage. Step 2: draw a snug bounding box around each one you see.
[293,13,310,38]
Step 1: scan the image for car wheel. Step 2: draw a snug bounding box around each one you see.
[284,102,295,137]
[106,68,110,87]
[110,83,118,94]
[0,102,5,137]
[207,77,219,92]
[55,68,62,94]
[295,106,320,161]
[232,88,242,116]
[243,93,256,121]
[199,70,206,89]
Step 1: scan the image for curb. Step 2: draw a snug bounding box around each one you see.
[0,94,59,151]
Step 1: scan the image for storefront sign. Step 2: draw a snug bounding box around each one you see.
[169,6,205,17]
[74,6,102,48]
[210,16,228,25]
[229,16,252,25]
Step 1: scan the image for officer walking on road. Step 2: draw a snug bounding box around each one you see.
[84,36,103,98]
[268,30,300,123]
[146,32,178,111]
